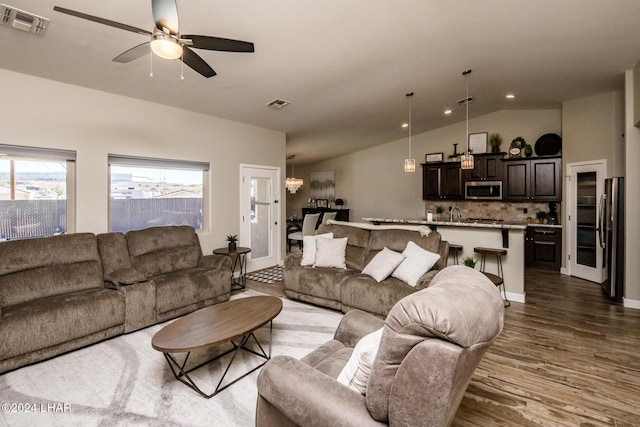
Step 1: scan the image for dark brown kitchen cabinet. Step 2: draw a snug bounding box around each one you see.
[503,157,561,202]
[421,162,463,200]
[463,153,504,182]
[525,226,562,270]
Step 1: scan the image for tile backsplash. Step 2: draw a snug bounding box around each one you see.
[424,201,561,224]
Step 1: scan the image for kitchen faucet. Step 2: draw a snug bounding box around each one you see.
[450,206,461,222]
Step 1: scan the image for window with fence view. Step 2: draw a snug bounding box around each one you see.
[109,156,208,233]
[0,147,73,241]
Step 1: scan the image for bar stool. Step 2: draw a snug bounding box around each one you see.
[474,246,510,307]
[449,243,463,265]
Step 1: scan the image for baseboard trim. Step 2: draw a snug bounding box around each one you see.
[506,291,525,304]
[623,298,640,310]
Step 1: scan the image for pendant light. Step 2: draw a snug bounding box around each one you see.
[404,92,415,172]
[285,155,304,193]
[460,69,474,170]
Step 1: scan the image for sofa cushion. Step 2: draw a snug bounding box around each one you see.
[314,237,348,269]
[97,232,133,277]
[154,267,226,314]
[317,224,371,270]
[0,233,104,308]
[0,288,124,360]
[337,328,384,394]
[341,274,417,318]
[392,241,441,287]
[300,233,333,266]
[127,226,202,277]
[366,229,441,266]
[361,248,405,282]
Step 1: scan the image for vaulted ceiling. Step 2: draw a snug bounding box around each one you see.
[1,0,639,165]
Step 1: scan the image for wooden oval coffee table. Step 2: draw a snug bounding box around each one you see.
[152,295,283,398]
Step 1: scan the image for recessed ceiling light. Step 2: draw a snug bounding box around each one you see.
[506,94,516,99]
[444,109,452,115]
[401,123,409,128]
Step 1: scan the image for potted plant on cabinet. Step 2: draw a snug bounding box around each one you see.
[524,143,533,157]
[489,133,502,153]
[226,234,238,252]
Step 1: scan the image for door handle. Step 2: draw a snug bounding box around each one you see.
[598,194,606,248]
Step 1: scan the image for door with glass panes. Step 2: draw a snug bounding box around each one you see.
[240,165,280,272]
[568,161,605,283]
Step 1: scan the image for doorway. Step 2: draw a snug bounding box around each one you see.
[566,160,606,282]
[240,165,281,272]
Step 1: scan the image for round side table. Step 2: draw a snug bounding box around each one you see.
[213,247,251,290]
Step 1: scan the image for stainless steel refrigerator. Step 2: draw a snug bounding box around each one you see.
[599,177,624,301]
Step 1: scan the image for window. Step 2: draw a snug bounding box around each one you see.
[0,144,76,241]
[108,155,209,233]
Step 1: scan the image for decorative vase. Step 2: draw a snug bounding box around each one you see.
[491,145,500,153]
[228,242,237,252]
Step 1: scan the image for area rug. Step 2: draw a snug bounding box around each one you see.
[0,291,343,427]
[245,266,284,284]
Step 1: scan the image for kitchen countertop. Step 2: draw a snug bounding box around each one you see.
[363,217,528,230]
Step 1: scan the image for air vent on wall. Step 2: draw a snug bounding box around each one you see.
[1,4,49,36]
[266,98,291,110]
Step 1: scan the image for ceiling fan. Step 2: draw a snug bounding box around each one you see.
[53,0,254,78]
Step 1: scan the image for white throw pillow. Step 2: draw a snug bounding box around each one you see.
[300,233,334,266]
[337,328,384,394]
[313,237,348,269]
[392,241,441,287]
[361,247,406,282]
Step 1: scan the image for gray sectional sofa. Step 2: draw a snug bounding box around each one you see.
[285,221,449,317]
[0,225,231,374]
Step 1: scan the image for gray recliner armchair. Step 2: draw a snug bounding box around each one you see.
[256,266,504,426]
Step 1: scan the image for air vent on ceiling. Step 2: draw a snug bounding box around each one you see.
[266,98,291,110]
[1,4,49,36]
[457,96,475,106]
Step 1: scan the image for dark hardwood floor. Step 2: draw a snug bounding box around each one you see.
[455,268,640,426]
[245,268,640,426]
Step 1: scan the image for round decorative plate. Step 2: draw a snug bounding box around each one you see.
[535,133,562,156]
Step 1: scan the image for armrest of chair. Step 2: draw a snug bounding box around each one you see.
[334,309,385,348]
[284,253,302,268]
[257,355,385,427]
[104,268,148,289]
[199,254,232,270]
[415,269,440,290]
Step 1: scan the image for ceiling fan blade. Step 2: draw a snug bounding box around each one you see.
[53,6,151,36]
[183,35,255,52]
[113,42,151,63]
[181,47,216,78]
[152,0,179,35]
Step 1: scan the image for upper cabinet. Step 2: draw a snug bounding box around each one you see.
[503,157,562,202]
[422,162,463,200]
[463,153,504,182]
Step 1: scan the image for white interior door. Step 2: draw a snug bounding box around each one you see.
[567,160,606,282]
[240,165,280,272]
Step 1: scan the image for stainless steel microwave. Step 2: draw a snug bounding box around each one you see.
[465,181,502,200]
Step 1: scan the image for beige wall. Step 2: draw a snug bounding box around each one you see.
[0,69,287,260]
[288,109,562,222]
[562,91,625,178]
[625,69,640,304]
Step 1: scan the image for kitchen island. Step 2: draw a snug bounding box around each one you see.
[363,217,527,303]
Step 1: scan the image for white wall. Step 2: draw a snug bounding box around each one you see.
[288,109,561,222]
[0,69,287,260]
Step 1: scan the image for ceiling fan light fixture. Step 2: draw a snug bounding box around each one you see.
[151,36,182,59]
